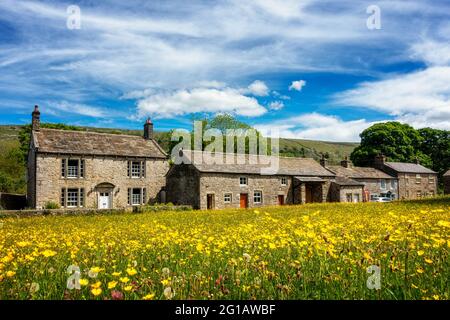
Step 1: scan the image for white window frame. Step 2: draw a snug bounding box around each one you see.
[428,175,434,184]
[253,190,262,204]
[66,188,82,208]
[224,193,232,204]
[67,159,79,178]
[416,174,422,184]
[131,188,142,205]
[281,177,287,186]
[239,177,248,186]
[131,161,142,178]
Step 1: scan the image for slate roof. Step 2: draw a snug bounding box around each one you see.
[384,162,436,174]
[333,177,365,187]
[443,169,450,176]
[32,128,167,158]
[178,150,335,177]
[327,165,394,179]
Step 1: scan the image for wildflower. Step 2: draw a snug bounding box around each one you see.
[119,277,130,283]
[41,250,57,258]
[124,285,133,292]
[424,258,433,264]
[163,287,174,299]
[6,271,16,278]
[91,288,102,296]
[243,253,251,262]
[161,279,170,286]
[107,281,117,289]
[417,250,425,256]
[162,267,170,276]
[79,279,89,286]
[126,268,137,276]
[30,282,40,293]
[143,293,155,300]
[112,272,121,277]
[111,290,124,300]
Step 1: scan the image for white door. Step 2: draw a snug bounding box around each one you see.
[98,192,111,209]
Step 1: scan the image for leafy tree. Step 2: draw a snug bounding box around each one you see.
[350,122,431,167]
[418,128,450,184]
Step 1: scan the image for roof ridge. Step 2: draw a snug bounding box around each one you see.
[39,127,144,139]
[183,150,317,161]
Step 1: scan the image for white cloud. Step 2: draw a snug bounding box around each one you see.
[246,80,269,96]
[334,66,450,129]
[289,80,306,91]
[410,40,450,66]
[46,101,108,118]
[255,113,377,142]
[137,87,267,118]
[268,101,284,110]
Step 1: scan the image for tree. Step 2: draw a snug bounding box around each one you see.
[350,122,431,167]
[418,127,450,184]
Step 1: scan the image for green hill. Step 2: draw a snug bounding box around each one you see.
[0,124,358,195]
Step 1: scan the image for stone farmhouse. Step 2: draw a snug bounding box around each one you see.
[444,170,450,195]
[166,150,372,209]
[373,154,438,199]
[27,106,169,210]
[323,156,398,201]
[26,106,439,210]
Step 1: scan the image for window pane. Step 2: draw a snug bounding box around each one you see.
[67,159,79,178]
[132,188,141,205]
[67,188,79,207]
[131,162,141,178]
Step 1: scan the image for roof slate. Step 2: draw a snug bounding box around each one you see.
[333,177,365,186]
[178,150,336,177]
[384,162,436,174]
[327,165,394,179]
[33,128,167,158]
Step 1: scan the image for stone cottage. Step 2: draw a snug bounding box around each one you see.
[166,150,365,209]
[444,170,450,195]
[27,106,169,209]
[324,156,398,201]
[373,154,438,199]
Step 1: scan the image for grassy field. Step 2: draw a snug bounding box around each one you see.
[0,198,448,300]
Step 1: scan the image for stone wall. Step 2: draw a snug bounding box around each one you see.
[397,173,437,199]
[33,153,169,209]
[330,183,363,202]
[166,164,200,209]
[444,175,450,195]
[198,173,293,210]
[356,178,398,199]
[27,140,37,208]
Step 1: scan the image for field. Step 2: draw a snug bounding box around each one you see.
[0,198,448,300]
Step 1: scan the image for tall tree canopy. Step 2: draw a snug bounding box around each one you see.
[418,127,450,179]
[350,122,431,167]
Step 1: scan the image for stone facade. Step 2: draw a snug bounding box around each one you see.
[330,184,364,203]
[32,154,169,209]
[444,170,450,195]
[27,106,169,210]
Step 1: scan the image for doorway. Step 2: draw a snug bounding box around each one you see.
[240,193,248,208]
[277,195,284,205]
[207,194,215,210]
[98,192,111,209]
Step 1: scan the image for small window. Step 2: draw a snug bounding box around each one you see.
[61,188,66,207]
[61,159,66,178]
[254,191,262,204]
[346,193,353,202]
[239,177,247,186]
[429,175,434,184]
[416,174,422,184]
[224,193,232,203]
[416,191,422,198]
[380,179,386,189]
[131,161,142,178]
[130,188,142,205]
[67,159,79,178]
[67,188,80,207]
[281,177,287,186]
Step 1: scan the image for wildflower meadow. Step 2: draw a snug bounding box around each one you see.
[0,198,448,300]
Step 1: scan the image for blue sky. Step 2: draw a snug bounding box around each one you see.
[0,0,449,141]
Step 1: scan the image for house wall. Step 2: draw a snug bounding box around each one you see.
[166,164,200,209]
[444,176,450,195]
[355,178,398,199]
[33,153,169,209]
[198,173,293,210]
[397,173,437,199]
[330,183,363,202]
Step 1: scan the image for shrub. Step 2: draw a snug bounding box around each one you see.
[44,201,60,210]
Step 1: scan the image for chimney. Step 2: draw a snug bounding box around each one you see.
[319,154,328,167]
[32,105,40,131]
[340,156,352,168]
[144,117,153,140]
[414,157,420,165]
[374,153,386,169]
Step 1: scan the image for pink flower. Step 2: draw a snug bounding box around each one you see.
[111,290,124,300]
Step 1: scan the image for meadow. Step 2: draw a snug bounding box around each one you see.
[0,198,448,300]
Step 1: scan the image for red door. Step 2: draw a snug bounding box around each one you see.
[278,195,284,205]
[240,194,248,208]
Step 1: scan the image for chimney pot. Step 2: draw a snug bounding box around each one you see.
[32,105,41,131]
[144,117,153,140]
